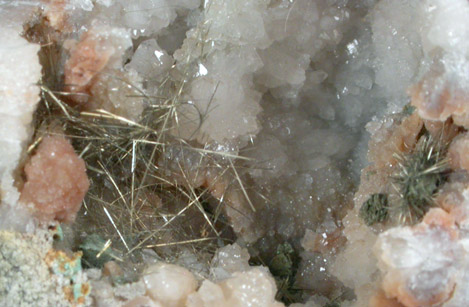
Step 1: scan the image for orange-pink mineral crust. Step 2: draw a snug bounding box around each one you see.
[63,22,132,105]
[64,28,113,100]
[448,132,469,172]
[436,175,469,230]
[354,112,423,208]
[410,73,469,128]
[375,208,461,307]
[330,112,425,302]
[20,135,89,223]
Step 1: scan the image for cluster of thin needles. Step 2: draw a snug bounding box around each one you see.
[32,81,248,275]
[25,11,263,279]
[392,132,450,225]
[359,193,388,226]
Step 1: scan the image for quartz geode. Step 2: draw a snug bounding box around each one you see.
[1,0,469,306]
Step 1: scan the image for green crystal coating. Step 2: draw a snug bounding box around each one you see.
[359,193,388,226]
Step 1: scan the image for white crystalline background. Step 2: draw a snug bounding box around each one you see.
[90,244,283,306]
[0,2,41,231]
[1,0,469,306]
[333,0,469,306]
[375,210,461,307]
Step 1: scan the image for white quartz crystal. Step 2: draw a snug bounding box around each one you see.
[421,0,469,55]
[143,263,198,307]
[187,267,283,307]
[117,0,200,38]
[70,0,94,11]
[120,0,177,37]
[0,4,41,221]
[374,209,468,306]
[371,0,423,101]
[209,243,251,281]
[125,39,173,82]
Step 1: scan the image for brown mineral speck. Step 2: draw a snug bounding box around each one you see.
[20,135,89,223]
[103,261,123,278]
[423,119,459,143]
[43,0,70,32]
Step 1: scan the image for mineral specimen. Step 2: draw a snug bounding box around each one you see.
[143,263,198,307]
[20,135,90,223]
[0,3,41,212]
[375,208,462,306]
[0,229,89,306]
[2,0,469,306]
